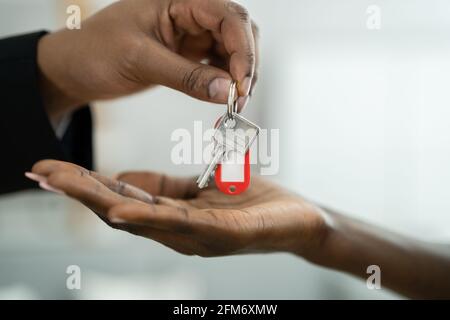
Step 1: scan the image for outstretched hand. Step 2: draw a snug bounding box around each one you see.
[27,160,330,259]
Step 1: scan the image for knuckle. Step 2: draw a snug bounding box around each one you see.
[226,1,250,23]
[178,206,191,222]
[172,207,195,234]
[115,180,127,195]
[118,37,146,82]
[121,37,143,65]
[181,66,208,94]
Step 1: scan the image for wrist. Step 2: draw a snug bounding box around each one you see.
[288,202,343,266]
[302,207,365,274]
[37,32,86,123]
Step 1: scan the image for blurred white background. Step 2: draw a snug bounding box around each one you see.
[1,0,450,299]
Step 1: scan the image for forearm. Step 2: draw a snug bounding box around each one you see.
[310,208,450,298]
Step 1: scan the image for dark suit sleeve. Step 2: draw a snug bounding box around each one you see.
[0,31,93,195]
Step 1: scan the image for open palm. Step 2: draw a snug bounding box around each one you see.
[29,160,328,258]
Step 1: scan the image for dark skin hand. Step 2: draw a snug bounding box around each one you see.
[27,160,328,258]
[27,160,450,299]
[38,0,259,124]
[24,0,450,301]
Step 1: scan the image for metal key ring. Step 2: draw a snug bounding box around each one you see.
[227,80,238,119]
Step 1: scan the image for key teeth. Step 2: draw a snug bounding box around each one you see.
[197,182,208,189]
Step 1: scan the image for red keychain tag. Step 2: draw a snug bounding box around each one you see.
[215,150,251,195]
[196,81,259,194]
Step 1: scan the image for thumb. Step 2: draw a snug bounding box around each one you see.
[138,43,232,104]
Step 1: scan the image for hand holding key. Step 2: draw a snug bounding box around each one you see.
[38,0,259,123]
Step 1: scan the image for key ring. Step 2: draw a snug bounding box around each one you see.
[227,80,238,120]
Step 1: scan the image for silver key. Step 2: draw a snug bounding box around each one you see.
[197,113,260,188]
[196,144,225,188]
[214,113,260,156]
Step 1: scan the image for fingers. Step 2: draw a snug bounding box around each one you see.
[108,202,232,235]
[30,160,154,204]
[116,171,199,199]
[109,202,194,233]
[138,41,233,103]
[122,225,200,256]
[209,19,259,112]
[168,0,256,97]
[43,169,129,216]
[108,202,255,257]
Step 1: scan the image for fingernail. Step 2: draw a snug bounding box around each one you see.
[39,181,65,195]
[239,77,252,96]
[25,172,47,184]
[208,78,232,102]
[237,95,250,113]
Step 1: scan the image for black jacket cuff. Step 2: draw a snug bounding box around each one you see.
[0,31,93,195]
